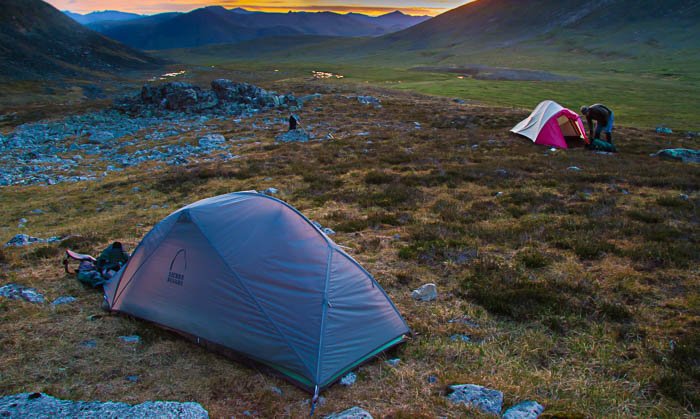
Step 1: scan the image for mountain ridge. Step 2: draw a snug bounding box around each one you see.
[87,6,431,50]
[0,0,161,80]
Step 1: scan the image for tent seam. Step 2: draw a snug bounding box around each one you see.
[111,215,180,307]
[189,213,317,381]
[314,246,333,384]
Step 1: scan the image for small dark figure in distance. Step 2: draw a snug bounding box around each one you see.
[289,114,298,131]
[581,104,614,143]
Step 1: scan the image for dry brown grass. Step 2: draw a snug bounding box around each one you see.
[1,73,699,417]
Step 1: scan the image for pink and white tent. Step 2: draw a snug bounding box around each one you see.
[511,100,589,149]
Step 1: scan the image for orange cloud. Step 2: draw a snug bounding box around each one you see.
[46,0,458,16]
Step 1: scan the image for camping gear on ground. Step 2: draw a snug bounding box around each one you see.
[587,139,617,153]
[511,100,589,148]
[652,148,700,163]
[64,242,129,287]
[103,191,410,397]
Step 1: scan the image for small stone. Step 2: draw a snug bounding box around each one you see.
[447,384,503,416]
[340,372,357,386]
[325,406,373,419]
[119,335,141,344]
[80,340,97,349]
[679,194,689,200]
[51,296,76,306]
[502,401,545,419]
[386,358,400,367]
[567,166,582,171]
[411,283,437,302]
[495,191,503,197]
[450,334,471,343]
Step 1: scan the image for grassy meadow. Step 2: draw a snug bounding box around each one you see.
[1,68,698,417]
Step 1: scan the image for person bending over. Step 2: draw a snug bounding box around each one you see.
[581,104,614,143]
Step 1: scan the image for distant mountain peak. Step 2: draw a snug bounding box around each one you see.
[381,10,407,17]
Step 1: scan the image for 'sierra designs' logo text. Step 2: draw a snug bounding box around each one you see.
[167,249,187,286]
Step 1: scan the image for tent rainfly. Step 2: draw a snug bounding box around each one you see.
[511,100,589,149]
[103,191,409,394]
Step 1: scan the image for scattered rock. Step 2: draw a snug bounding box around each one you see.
[0,393,208,418]
[340,372,357,386]
[502,401,545,419]
[0,283,45,303]
[448,316,480,328]
[385,358,400,367]
[51,296,77,306]
[4,234,61,247]
[411,283,437,302]
[357,96,381,108]
[450,334,471,343]
[198,134,226,148]
[325,406,373,419]
[276,130,311,143]
[80,340,97,349]
[119,335,141,344]
[447,384,503,416]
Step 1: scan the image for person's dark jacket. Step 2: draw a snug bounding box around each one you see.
[585,104,612,137]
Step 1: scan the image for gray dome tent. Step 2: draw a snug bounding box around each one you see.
[103,191,409,393]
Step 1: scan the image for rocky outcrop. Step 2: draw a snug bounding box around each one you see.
[118,79,303,116]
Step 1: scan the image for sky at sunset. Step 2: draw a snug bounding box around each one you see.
[46,0,470,16]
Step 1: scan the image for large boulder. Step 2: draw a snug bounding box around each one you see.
[0,393,208,418]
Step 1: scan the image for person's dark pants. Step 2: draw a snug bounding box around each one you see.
[595,113,614,144]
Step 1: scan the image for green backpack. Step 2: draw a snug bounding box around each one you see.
[587,139,617,153]
[75,242,129,288]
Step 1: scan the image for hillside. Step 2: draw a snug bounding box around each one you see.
[92,6,430,50]
[376,0,700,55]
[0,0,161,80]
